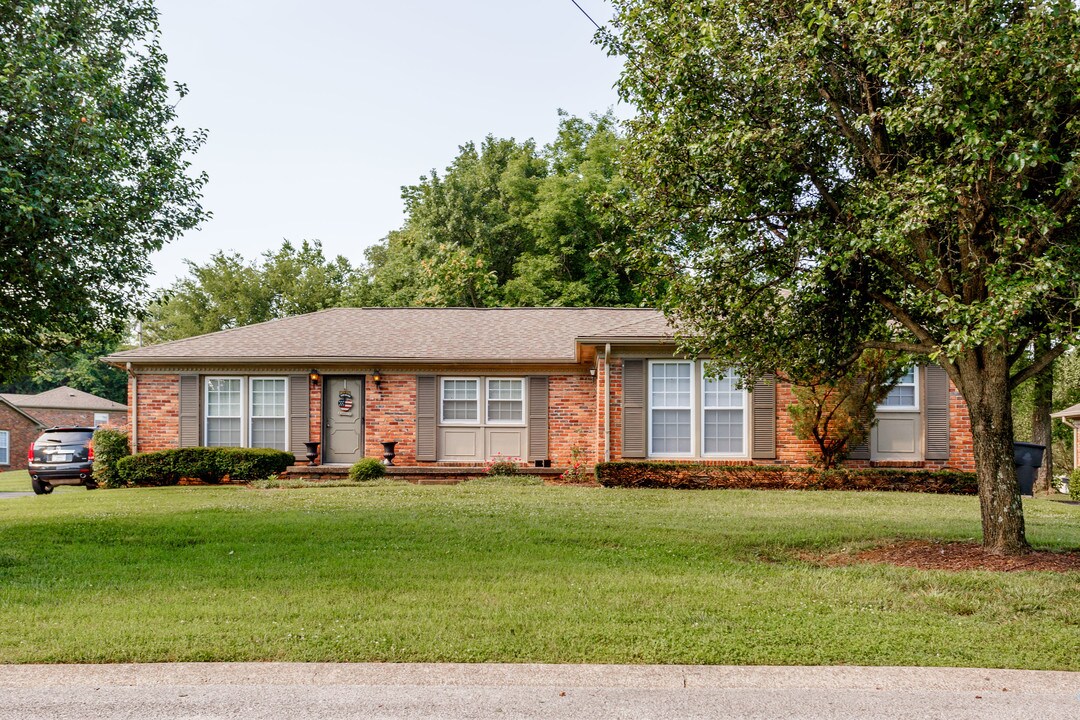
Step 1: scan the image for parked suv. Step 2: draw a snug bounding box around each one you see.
[28,427,98,494]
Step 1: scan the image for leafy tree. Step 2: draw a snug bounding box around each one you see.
[788,351,907,469]
[145,240,357,342]
[357,113,646,308]
[0,0,207,379]
[605,0,1080,553]
[0,334,128,404]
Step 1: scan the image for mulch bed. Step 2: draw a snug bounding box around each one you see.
[810,540,1080,573]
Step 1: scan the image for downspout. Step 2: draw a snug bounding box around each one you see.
[604,343,611,463]
[126,363,137,454]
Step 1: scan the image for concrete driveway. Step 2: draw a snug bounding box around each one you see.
[1,663,1078,719]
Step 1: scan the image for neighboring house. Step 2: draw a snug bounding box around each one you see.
[1050,403,1080,469]
[0,387,129,472]
[0,396,44,472]
[101,307,975,471]
[0,386,129,429]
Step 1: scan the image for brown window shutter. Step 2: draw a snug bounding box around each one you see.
[751,373,776,460]
[527,376,549,462]
[847,408,872,460]
[179,374,199,448]
[621,359,646,458]
[288,375,309,460]
[416,375,437,461]
[924,364,951,460]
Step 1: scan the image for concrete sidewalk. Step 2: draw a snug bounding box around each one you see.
[1,663,1078,719]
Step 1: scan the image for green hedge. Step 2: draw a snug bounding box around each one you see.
[115,447,295,487]
[91,428,131,488]
[595,461,978,495]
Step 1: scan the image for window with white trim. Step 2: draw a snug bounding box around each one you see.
[0,430,8,465]
[250,378,287,450]
[206,378,243,446]
[441,378,479,423]
[880,367,918,410]
[703,367,745,455]
[486,378,524,423]
[649,361,692,455]
[93,412,109,427]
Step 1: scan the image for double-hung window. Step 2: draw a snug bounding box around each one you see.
[703,367,745,455]
[649,361,693,455]
[0,430,8,465]
[205,377,288,448]
[880,367,918,410]
[250,378,287,450]
[486,379,524,423]
[93,412,109,427]
[441,379,479,423]
[206,378,243,447]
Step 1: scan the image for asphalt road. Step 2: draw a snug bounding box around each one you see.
[1,663,1078,719]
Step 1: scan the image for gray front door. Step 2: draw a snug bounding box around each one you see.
[324,376,364,463]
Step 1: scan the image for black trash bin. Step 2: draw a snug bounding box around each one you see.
[1013,441,1045,496]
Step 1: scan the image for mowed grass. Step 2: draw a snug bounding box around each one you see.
[0,481,1078,668]
[0,470,81,494]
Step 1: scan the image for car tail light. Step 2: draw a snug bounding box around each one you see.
[28,444,34,462]
[88,442,94,461]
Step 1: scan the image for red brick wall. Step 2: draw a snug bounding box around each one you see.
[309,379,322,446]
[364,375,417,464]
[133,375,180,453]
[548,375,596,466]
[21,409,127,429]
[0,405,40,471]
[605,366,976,472]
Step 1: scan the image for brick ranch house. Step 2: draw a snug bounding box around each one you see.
[102,307,975,472]
[0,386,129,472]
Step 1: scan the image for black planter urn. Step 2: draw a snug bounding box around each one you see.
[381,441,398,466]
[304,441,321,466]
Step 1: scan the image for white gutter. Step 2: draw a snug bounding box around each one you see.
[604,343,611,463]
[127,363,137,454]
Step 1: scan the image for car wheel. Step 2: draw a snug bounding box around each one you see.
[85,481,98,490]
[31,478,52,495]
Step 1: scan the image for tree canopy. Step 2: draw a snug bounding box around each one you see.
[145,240,357,343]
[0,0,207,378]
[350,112,646,308]
[605,0,1080,553]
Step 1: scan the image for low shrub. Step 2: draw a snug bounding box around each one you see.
[91,428,131,488]
[349,457,387,482]
[1070,468,1080,501]
[486,453,520,476]
[595,461,978,495]
[116,447,295,487]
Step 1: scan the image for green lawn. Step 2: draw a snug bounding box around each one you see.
[0,470,82,494]
[0,481,1077,668]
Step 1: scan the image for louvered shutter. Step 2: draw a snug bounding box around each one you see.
[179,374,199,448]
[847,409,872,460]
[751,373,776,460]
[416,375,437,461]
[288,375,309,460]
[527,376,549,462]
[924,364,951,460]
[621,359,646,458]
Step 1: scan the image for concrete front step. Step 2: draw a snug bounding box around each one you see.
[281,464,567,485]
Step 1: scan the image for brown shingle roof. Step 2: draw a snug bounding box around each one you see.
[1051,403,1080,420]
[103,307,672,365]
[0,386,128,412]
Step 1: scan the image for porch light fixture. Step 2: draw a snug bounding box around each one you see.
[309,369,320,387]
[372,370,383,389]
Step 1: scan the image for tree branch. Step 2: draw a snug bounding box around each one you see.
[1009,342,1068,389]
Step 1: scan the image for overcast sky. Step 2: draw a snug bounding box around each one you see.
[151,0,626,288]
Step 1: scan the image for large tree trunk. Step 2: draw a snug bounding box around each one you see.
[953,349,1029,555]
[1031,335,1054,495]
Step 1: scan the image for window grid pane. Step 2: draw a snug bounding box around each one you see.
[487,379,523,423]
[207,379,242,417]
[704,409,744,454]
[206,418,242,447]
[251,418,287,450]
[442,379,479,422]
[0,431,8,465]
[881,368,917,407]
[651,362,692,454]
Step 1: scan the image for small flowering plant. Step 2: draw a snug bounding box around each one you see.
[559,446,588,484]
[485,452,521,476]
